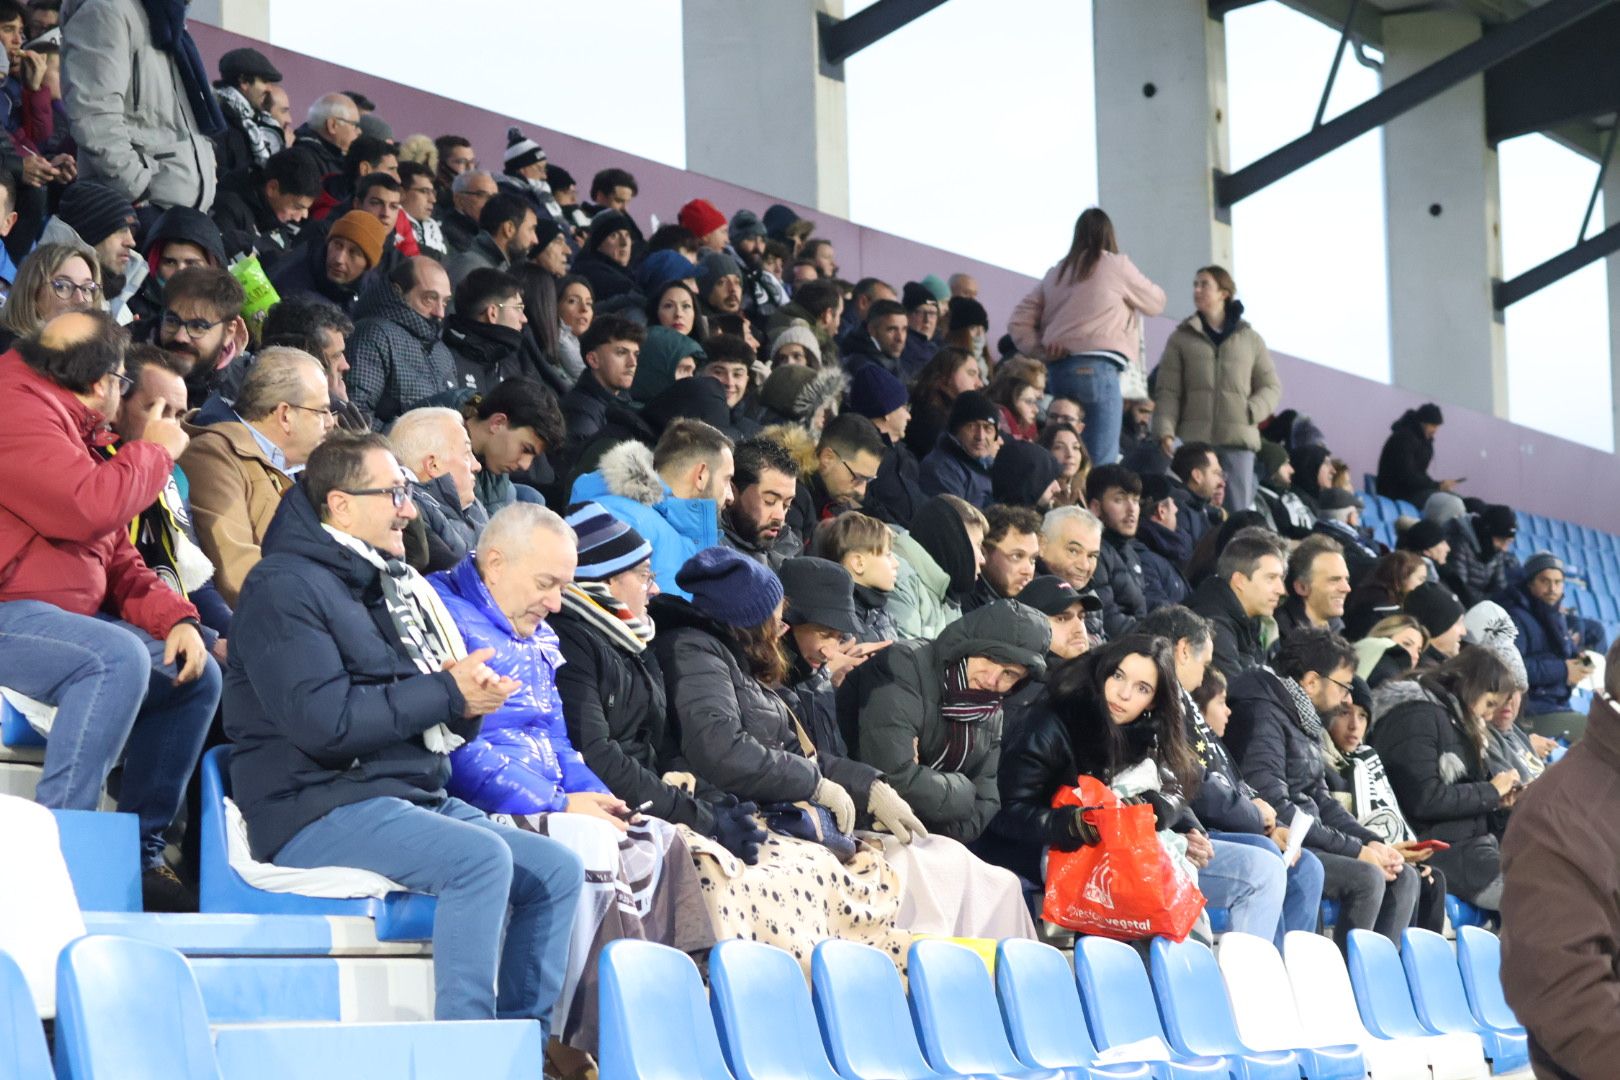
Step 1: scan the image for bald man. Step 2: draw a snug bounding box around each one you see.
[0,310,220,910]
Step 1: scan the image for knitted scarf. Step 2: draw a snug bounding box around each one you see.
[215,85,273,166]
[1280,676,1326,741]
[141,0,226,137]
[932,658,1003,773]
[561,582,653,656]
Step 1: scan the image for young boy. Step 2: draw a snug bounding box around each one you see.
[812,510,901,643]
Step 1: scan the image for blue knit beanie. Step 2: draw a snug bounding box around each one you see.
[847,363,908,419]
[637,249,697,296]
[676,546,784,628]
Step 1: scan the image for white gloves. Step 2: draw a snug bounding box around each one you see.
[813,776,856,833]
[867,780,928,844]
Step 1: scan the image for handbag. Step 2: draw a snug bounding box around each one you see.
[1042,775,1205,942]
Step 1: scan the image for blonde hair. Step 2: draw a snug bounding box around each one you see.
[810,511,892,562]
[0,243,101,339]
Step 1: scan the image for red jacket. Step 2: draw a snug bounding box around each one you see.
[0,351,197,639]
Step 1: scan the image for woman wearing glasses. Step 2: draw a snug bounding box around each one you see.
[0,243,103,351]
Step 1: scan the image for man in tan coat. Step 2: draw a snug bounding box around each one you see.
[180,348,335,604]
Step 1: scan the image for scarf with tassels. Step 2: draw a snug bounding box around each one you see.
[561,582,654,656]
[1281,676,1326,741]
[932,658,1004,773]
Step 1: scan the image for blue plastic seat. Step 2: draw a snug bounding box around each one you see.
[1401,928,1528,1074]
[1345,929,1488,1076]
[708,939,841,1080]
[1444,894,1493,931]
[199,746,435,940]
[598,939,733,1080]
[1454,927,1523,1038]
[211,1019,545,1079]
[0,948,52,1079]
[996,939,1152,1077]
[51,809,141,912]
[810,940,947,1080]
[0,698,45,748]
[907,939,1081,1079]
[53,935,221,1080]
[1147,937,1300,1079]
[1072,936,1228,1080]
[1320,898,1340,930]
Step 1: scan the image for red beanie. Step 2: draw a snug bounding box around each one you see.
[678,198,726,239]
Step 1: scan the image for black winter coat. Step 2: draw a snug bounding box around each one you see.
[570,249,639,303]
[862,434,925,529]
[223,482,474,860]
[1375,412,1437,507]
[269,233,369,314]
[1135,536,1190,612]
[1189,577,1270,680]
[443,315,533,397]
[1440,515,1510,610]
[1097,530,1146,636]
[1185,691,1267,835]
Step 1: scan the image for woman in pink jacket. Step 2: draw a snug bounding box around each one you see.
[1008,208,1165,466]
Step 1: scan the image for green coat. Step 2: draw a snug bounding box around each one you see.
[889,531,957,640]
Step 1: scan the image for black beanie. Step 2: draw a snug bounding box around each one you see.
[947,296,988,332]
[992,441,1060,507]
[530,218,564,254]
[901,281,935,312]
[910,497,978,600]
[642,375,735,438]
[1476,504,1517,540]
[948,390,998,432]
[1405,582,1465,638]
[56,182,137,247]
[1398,519,1445,553]
[1414,403,1444,426]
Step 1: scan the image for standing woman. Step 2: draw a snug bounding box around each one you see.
[1008,208,1165,467]
[1152,266,1282,513]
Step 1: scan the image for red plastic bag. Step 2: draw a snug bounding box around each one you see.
[1041,775,1205,942]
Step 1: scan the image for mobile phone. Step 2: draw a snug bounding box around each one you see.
[1407,839,1450,852]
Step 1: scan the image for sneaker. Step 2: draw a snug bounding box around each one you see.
[142,863,198,913]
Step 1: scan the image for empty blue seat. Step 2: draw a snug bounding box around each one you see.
[1147,937,1300,1079]
[1444,894,1493,931]
[1345,929,1488,1075]
[598,939,732,1080]
[810,940,944,1080]
[53,935,221,1080]
[907,939,1078,1079]
[1401,928,1528,1074]
[708,939,841,1080]
[51,809,141,913]
[1454,927,1523,1037]
[0,698,44,748]
[1073,936,1227,1080]
[0,948,51,1080]
[199,746,434,940]
[996,939,1152,1077]
[211,1019,544,1080]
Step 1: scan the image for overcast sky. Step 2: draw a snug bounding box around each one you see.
[267,0,1613,451]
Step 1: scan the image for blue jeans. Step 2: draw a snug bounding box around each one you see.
[276,796,585,1032]
[1047,355,1123,466]
[1210,830,1324,946]
[1200,836,1286,940]
[0,600,220,867]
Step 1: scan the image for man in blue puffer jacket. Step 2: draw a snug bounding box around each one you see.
[1497,552,1589,738]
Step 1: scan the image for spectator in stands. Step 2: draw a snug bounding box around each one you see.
[1372,647,1518,912]
[0,310,218,908]
[1403,581,1467,667]
[1151,266,1281,512]
[756,362,843,437]
[432,135,476,204]
[224,431,584,1029]
[494,126,561,225]
[1276,534,1350,640]
[292,92,359,176]
[396,161,446,261]
[584,167,637,217]
[1343,550,1424,640]
[181,347,334,604]
[1135,474,1192,610]
[1311,488,1379,585]
[1362,613,1426,679]
[630,324,702,412]
[1397,517,1450,579]
[767,276,840,365]
[210,46,283,176]
[1254,440,1316,539]
[842,296,907,377]
[778,411,884,544]
[261,295,356,418]
[1498,552,1590,739]
[132,206,229,318]
[0,240,99,350]
[989,439,1062,512]
[1168,441,1225,550]
[1085,464,1150,627]
[1008,208,1164,466]
[154,265,248,408]
[444,192,533,287]
[1376,403,1455,508]
[836,276,895,342]
[270,208,387,314]
[346,257,456,428]
[895,281,939,377]
[443,268,530,396]
[1190,528,1287,678]
[558,313,644,458]
[1225,628,1419,947]
[675,198,725,254]
[212,146,322,264]
[61,0,221,208]
[942,296,990,364]
[39,180,138,315]
[571,419,731,597]
[696,252,743,318]
[720,435,800,569]
[844,363,920,528]
[699,333,756,433]
[986,361,1043,443]
[390,406,487,574]
[263,84,293,147]
[766,324,817,371]
[553,274,595,380]
[25,0,58,40]
[1440,503,1517,609]
[919,388,998,508]
[647,279,703,343]
[570,209,638,302]
[458,378,563,514]
[1036,505,1107,638]
[1038,420,1091,508]
[891,494,984,639]
[970,504,1042,609]
[811,511,900,643]
[440,168,497,257]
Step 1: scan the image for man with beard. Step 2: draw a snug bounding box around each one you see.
[347,256,456,430]
[727,208,786,320]
[40,181,141,321]
[1253,439,1315,539]
[211,46,285,177]
[445,193,536,288]
[721,435,800,569]
[1169,441,1227,549]
[1135,473,1192,609]
[1085,464,1149,629]
[125,207,229,326]
[848,363,923,529]
[270,208,388,315]
[965,504,1040,612]
[153,266,249,409]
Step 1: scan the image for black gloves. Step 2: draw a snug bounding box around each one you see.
[712,799,768,865]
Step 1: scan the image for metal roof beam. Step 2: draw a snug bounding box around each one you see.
[819,0,952,67]
[1494,222,1620,309]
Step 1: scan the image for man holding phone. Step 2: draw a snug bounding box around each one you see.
[1500,552,1593,740]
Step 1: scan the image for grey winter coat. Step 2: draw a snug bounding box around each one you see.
[347,278,458,430]
[408,473,489,574]
[61,0,217,210]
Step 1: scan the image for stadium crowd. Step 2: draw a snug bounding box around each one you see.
[0,3,1613,1076]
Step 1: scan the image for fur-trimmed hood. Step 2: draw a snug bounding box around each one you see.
[761,422,820,479]
[596,440,666,507]
[1370,675,1433,726]
[759,366,847,433]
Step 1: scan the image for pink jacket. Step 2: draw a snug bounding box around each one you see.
[1007,251,1166,362]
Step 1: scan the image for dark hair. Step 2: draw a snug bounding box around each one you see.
[912,345,977,408]
[1048,634,1198,795]
[818,412,884,459]
[852,277,890,301]
[701,332,755,369]
[983,503,1041,545]
[646,281,705,340]
[864,298,905,326]
[124,341,187,382]
[397,160,433,189]
[260,331,329,371]
[590,167,638,199]
[1288,534,1345,590]
[1215,528,1287,585]
[1191,667,1227,715]
[0,2,26,24]
[646,224,697,254]
[653,417,733,475]
[1363,550,1425,600]
[1196,265,1237,300]
[730,615,789,687]
[515,264,561,363]
[163,266,245,319]
[1171,441,1218,484]
[1056,208,1119,285]
[1085,463,1142,505]
[791,279,842,320]
[1272,627,1357,683]
[733,435,799,491]
[434,134,470,156]
[263,296,353,342]
[354,172,401,203]
[1136,605,1214,652]
[305,430,393,520]
[341,135,394,187]
[263,147,324,199]
[478,192,531,236]
[985,363,1042,414]
[712,313,752,342]
[580,313,644,356]
[17,311,126,392]
[474,377,564,450]
[763,238,790,263]
[0,166,18,217]
[454,268,521,316]
[1421,647,1514,762]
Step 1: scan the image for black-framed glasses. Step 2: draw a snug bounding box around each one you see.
[838,457,877,486]
[288,403,336,423]
[111,370,133,396]
[341,484,410,508]
[160,311,228,337]
[1325,673,1355,694]
[49,277,102,302]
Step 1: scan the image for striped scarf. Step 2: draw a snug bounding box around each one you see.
[561,582,654,655]
[932,659,1004,773]
[1281,676,1326,741]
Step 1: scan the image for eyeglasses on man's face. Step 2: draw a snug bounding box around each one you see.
[341,484,411,508]
[160,311,228,337]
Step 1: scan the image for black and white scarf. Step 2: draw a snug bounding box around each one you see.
[215,85,275,166]
[561,582,654,655]
[1280,676,1326,741]
[932,659,1004,773]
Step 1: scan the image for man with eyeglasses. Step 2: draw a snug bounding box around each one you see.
[780,412,885,555]
[347,256,457,430]
[397,162,447,261]
[153,266,249,409]
[224,431,585,1033]
[0,310,219,911]
[442,268,528,397]
[181,347,336,605]
[293,92,362,176]
[439,169,497,258]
